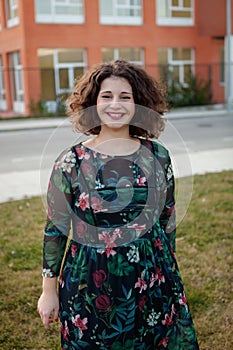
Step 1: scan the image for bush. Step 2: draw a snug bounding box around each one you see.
[167,74,212,108]
[29,98,49,115]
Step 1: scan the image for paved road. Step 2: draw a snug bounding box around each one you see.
[0,113,233,203]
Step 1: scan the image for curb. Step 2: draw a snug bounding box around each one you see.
[0,109,232,132]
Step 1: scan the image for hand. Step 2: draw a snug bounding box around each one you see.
[37,291,59,330]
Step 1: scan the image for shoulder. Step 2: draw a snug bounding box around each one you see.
[142,139,170,160]
[54,147,77,175]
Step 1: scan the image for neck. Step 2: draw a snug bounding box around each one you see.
[97,125,131,142]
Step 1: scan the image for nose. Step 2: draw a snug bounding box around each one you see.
[109,97,121,109]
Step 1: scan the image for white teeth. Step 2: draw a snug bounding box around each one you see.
[108,113,122,117]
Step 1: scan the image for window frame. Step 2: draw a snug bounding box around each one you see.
[0,56,7,110]
[156,0,194,27]
[38,48,87,111]
[53,49,87,95]
[101,47,144,66]
[159,47,195,86]
[5,0,19,28]
[99,0,143,25]
[35,0,85,24]
[9,51,25,113]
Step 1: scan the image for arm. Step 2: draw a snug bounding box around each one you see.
[159,154,176,252]
[38,148,76,328]
[37,277,59,330]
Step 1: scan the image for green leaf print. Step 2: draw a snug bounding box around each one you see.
[44,241,63,271]
[108,254,134,276]
[53,173,71,194]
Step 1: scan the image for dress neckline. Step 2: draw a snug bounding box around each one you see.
[80,138,143,158]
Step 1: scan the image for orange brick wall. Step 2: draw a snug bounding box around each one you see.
[0,0,230,114]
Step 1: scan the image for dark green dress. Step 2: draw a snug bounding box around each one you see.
[42,138,199,349]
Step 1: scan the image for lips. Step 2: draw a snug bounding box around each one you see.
[106,112,125,120]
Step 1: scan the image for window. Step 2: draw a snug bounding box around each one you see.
[0,56,7,110]
[220,46,225,84]
[100,0,142,25]
[38,48,86,111]
[158,47,194,85]
[9,51,24,113]
[156,0,194,26]
[5,0,19,27]
[35,0,84,24]
[102,47,144,65]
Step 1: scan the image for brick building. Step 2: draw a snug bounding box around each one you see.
[0,0,232,115]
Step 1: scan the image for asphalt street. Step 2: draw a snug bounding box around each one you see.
[0,108,233,203]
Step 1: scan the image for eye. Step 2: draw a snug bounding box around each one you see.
[121,96,131,99]
[101,95,111,99]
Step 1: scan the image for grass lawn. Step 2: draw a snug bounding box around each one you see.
[0,171,232,349]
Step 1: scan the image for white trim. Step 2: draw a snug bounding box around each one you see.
[0,100,7,110]
[157,17,193,26]
[13,101,25,114]
[35,14,84,24]
[100,16,142,25]
[7,16,19,27]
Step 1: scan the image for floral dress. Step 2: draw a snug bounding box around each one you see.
[42,138,199,350]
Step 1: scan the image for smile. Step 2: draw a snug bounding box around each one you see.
[106,112,125,120]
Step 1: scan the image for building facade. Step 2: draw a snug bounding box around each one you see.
[0,0,232,115]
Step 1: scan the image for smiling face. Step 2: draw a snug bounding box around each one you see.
[96,76,135,132]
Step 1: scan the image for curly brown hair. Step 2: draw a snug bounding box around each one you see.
[67,60,167,138]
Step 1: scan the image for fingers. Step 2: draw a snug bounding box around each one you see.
[38,307,51,329]
[53,307,59,323]
[38,306,59,329]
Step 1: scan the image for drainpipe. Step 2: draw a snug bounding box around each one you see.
[226,0,232,112]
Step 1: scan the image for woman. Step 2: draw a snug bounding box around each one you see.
[38,60,199,349]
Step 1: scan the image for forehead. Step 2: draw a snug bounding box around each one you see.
[100,76,132,92]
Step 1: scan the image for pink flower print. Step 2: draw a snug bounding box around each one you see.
[162,304,176,326]
[179,292,187,306]
[149,268,165,288]
[91,196,103,213]
[75,148,90,160]
[104,247,117,258]
[167,205,175,216]
[128,223,146,233]
[47,205,52,220]
[162,313,174,326]
[59,277,65,289]
[71,244,77,257]
[95,294,111,310]
[154,237,163,250]
[136,175,147,186]
[98,231,117,257]
[93,269,107,288]
[77,192,90,211]
[158,337,169,348]
[135,272,148,293]
[61,320,69,341]
[138,295,148,311]
[48,180,52,192]
[98,228,122,257]
[71,314,88,338]
[75,220,87,239]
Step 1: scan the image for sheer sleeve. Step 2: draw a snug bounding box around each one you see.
[159,153,176,252]
[42,148,76,278]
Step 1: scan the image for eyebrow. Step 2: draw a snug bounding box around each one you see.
[100,90,133,94]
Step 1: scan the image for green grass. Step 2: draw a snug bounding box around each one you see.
[0,171,233,349]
